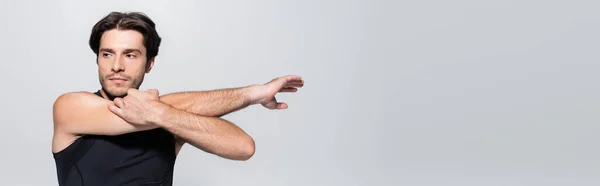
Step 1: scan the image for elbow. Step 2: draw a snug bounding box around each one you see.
[237,137,255,161]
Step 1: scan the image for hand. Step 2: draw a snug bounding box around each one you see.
[108,88,166,125]
[248,75,304,110]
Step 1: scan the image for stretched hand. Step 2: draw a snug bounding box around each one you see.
[108,88,166,125]
[249,75,304,110]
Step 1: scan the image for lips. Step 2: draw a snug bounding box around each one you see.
[108,76,128,83]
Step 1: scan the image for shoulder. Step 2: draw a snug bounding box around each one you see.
[54,91,98,103]
[52,91,107,120]
[52,91,102,152]
[53,91,102,108]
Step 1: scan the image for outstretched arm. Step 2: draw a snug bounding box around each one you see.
[158,86,253,117]
[158,75,304,117]
[109,75,305,160]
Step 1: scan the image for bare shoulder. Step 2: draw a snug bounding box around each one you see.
[52,91,107,126]
[52,91,103,153]
[53,91,107,112]
[54,91,102,106]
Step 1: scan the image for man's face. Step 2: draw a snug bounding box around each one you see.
[97,29,154,98]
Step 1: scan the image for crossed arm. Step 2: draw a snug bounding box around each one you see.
[156,85,257,159]
[53,86,256,160]
[52,75,304,161]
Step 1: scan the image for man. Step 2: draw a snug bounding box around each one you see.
[51,11,304,186]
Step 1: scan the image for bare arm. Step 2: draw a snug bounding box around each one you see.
[53,91,159,137]
[158,75,304,117]
[157,86,255,155]
[51,90,251,157]
[105,88,255,160]
[158,85,255,117]
[153,75,304,158]
[151,103,255,160]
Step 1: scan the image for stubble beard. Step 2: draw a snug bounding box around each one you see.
[99,74,144,100]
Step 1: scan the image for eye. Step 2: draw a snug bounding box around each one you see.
[102,52,112,58]
[126,54,137,59]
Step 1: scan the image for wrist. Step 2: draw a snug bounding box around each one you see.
[148,101,172,127]
[244,84,262,105]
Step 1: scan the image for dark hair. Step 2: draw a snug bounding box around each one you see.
[89,12,162,62]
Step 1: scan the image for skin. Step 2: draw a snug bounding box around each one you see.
[97,29,149,99]
[51,29,304,161]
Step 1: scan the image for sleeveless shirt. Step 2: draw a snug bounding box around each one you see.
[52,91,177,186]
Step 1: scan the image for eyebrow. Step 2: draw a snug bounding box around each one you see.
[99,48,142,54]
[123,49,142,54]
[99,48,114,53]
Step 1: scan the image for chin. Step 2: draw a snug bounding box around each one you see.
[104,86,128,97]
[108,91,127,98]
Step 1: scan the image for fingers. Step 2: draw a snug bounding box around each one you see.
[125,88,160,99]
[114,97,125,108]
[279,88,298,93]
[285,78,304,88]
[280,79,303,92]
[272,76,303,89]
[276,102,288,109]
[283,75,302,81]
[107,102,123,116]
[263,97,289,110]
[283,76,303,85]
[288,79,304,83]
[285,83,303,88]
[273,75,302,83]
[147,89,160,97]
[127,88,158,94]
[127,88,137,95]
[286,79,303,84]
[267,75,304,89]
[263,99,278,110]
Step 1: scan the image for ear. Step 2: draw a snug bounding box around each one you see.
[145,57,155,73]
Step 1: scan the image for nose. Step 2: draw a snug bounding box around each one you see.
[111,57,125,73]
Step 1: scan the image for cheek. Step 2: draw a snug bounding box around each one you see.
[98,66,111,77]
[97,61,111,70]
[129,61,148,73]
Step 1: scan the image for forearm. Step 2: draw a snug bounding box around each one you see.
[159,85,256,117]
[152,104,255,160]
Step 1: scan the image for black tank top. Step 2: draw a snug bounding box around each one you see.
[53,91,177,186]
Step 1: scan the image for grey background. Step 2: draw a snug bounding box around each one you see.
[0,0,599,185]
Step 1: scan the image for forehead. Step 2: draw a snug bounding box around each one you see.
[99,29,146,53]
